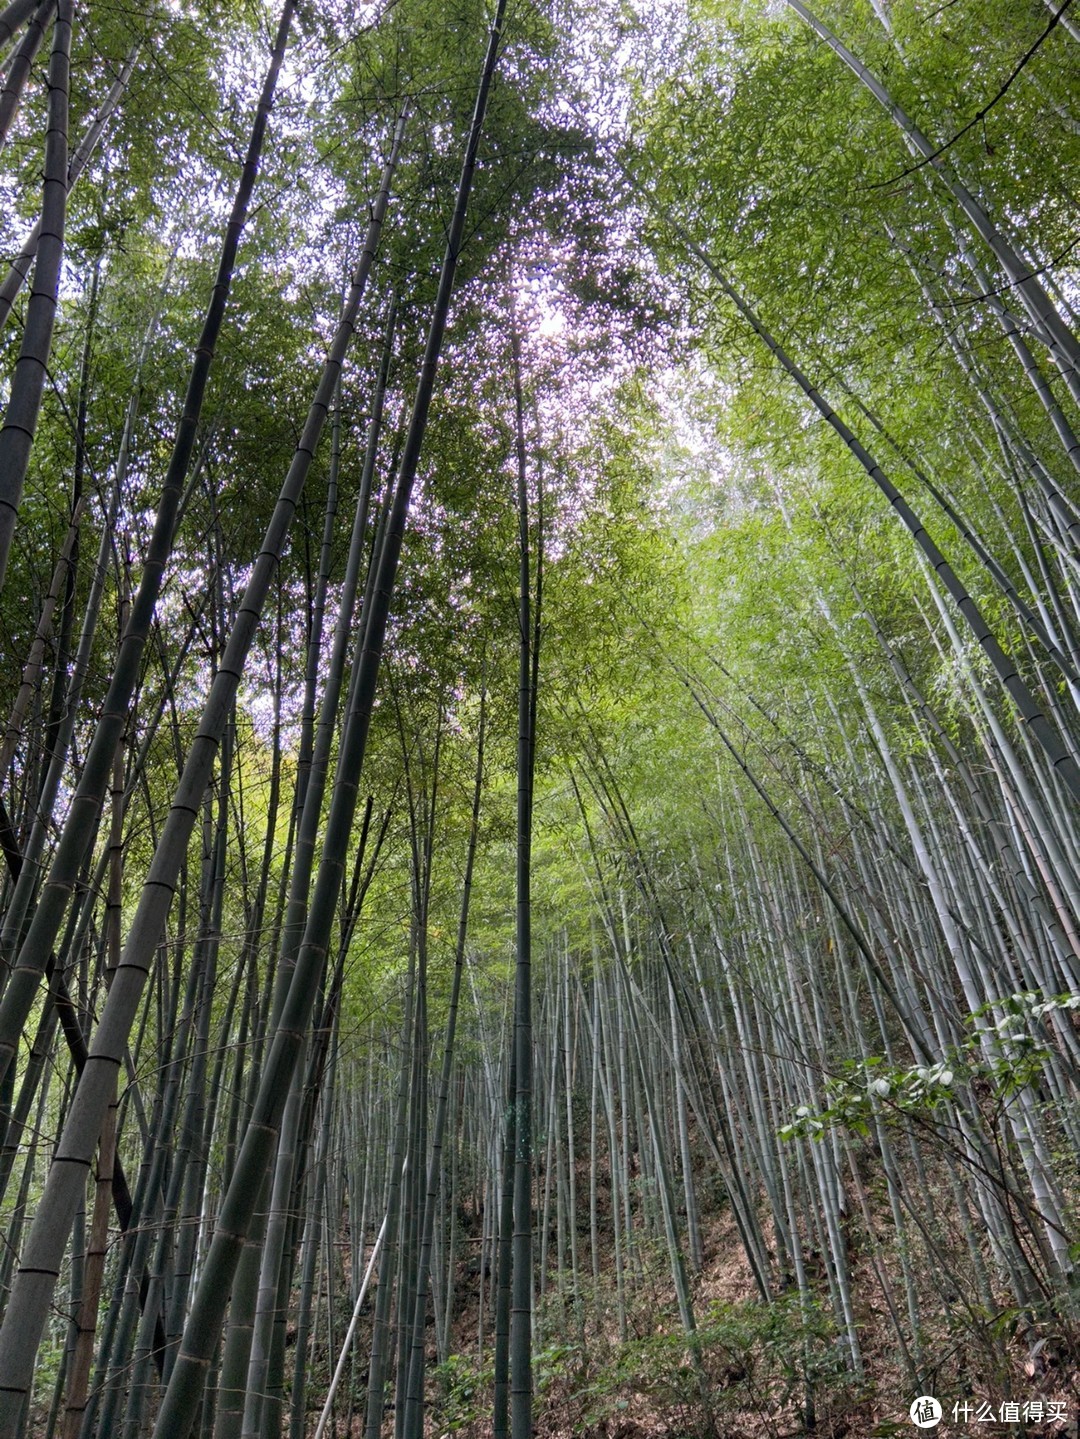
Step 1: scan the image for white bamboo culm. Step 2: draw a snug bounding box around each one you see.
[312,1174,402,1439]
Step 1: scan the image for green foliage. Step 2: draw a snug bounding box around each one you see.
[432,1352,495,1432]
[3,0,1080,1428]
[779,990,1080,1141]
[575,1294,851,1435]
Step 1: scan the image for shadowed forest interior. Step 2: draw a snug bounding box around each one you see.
[0,0,1078,1434]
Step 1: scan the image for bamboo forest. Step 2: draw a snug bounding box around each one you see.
[1,0,1080,1434]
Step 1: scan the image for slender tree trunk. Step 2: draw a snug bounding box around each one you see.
[0,0,71,594]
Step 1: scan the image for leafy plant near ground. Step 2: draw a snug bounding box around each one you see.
[428,1291,854,1438]
[564,1295,852,1437]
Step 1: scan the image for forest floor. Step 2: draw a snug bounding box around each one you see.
[421,1197,1080,1439]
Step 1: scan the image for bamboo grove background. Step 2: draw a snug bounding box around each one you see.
[0,0,1078,1434]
